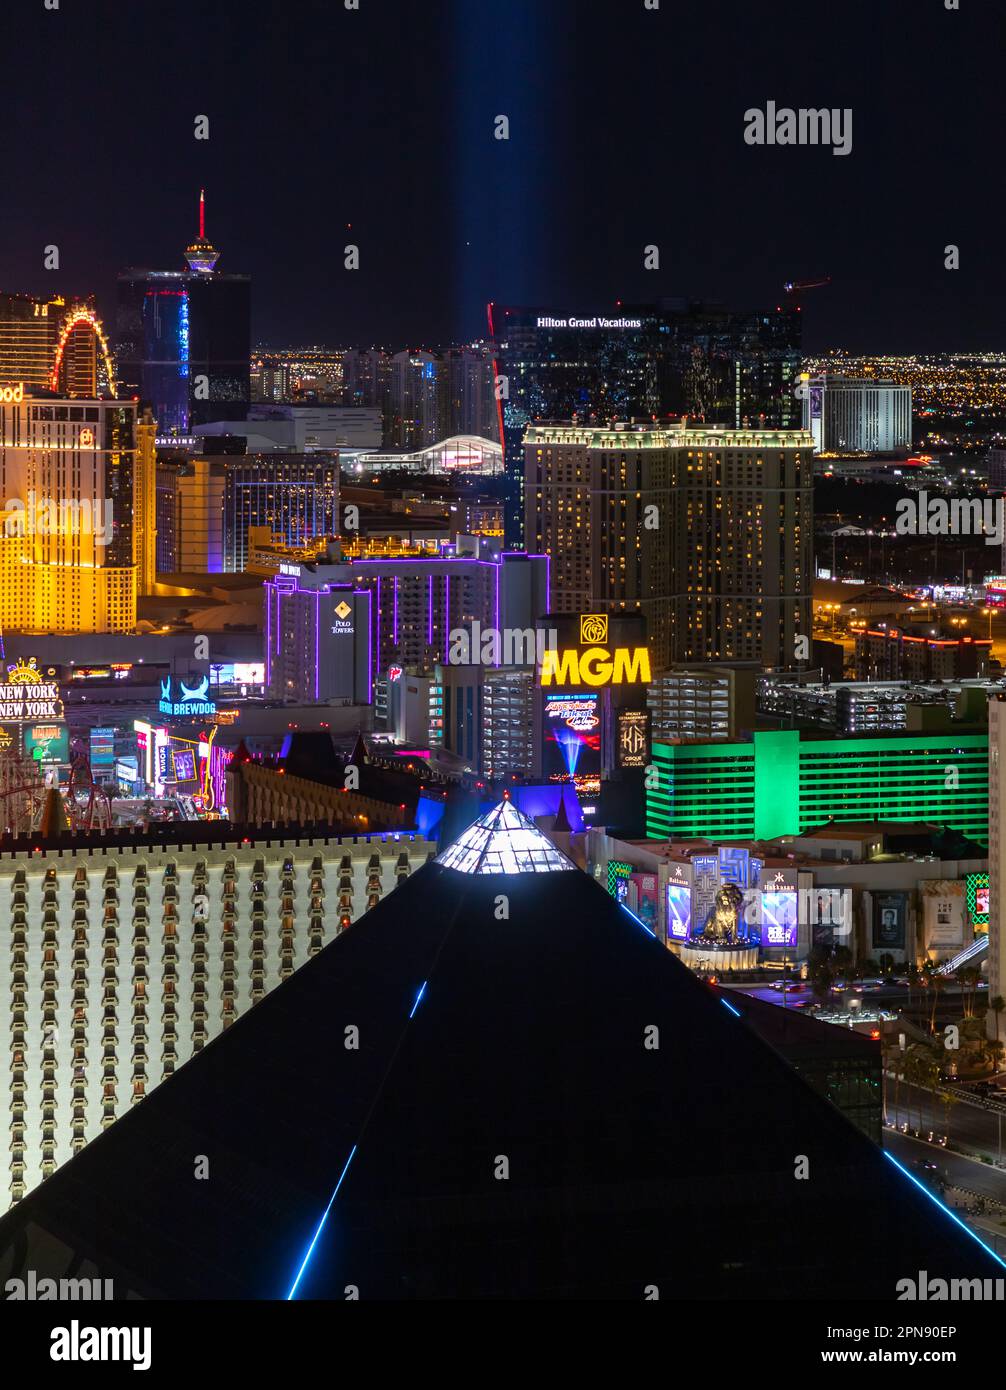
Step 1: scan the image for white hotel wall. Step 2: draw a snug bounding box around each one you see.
[7,830,434,1208]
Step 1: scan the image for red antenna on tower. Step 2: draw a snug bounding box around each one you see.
[199,188,206,240]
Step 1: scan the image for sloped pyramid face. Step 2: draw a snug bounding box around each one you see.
[0,802,1001,1300]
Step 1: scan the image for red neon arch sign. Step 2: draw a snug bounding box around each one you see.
[49,309,116,396]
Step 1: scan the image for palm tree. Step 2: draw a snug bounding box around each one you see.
[905,1045,941,1130]
[883,1039,917,1134]
[807,943,836,1002]
[810,967,832,1003]
[884,1037,909,1127]
[917,966,932,1027]
[970,967,984,1017]
[962,1015,987,1072]
[954,967,971,1018]
[923,1048,942,1125]
[903,1047,924,1129]
[928,972,946,1036]
[941,1079,960,1138]
[958,966,982,1019]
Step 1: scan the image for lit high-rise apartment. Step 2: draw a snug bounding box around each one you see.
[387,350,447,448]
[494,301,802,546]
[801,373,911,455]
[340,347,390,410]
[446,346,498,441]
[524,422,814,671]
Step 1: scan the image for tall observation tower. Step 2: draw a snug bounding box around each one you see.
[116,191,250,432]
[184,189,221,275]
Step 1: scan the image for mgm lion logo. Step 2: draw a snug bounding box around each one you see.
[701,882,745,944]
[579,613,608,645]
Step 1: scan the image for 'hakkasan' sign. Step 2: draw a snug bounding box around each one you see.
[0,658,64,724]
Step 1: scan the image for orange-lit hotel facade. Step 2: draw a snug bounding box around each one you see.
[0,293,156,633]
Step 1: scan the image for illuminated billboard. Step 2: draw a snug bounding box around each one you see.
[967,872,989,930]
[761,889,798,948]
[629,872,659,933]
[0,657,64,724]
[539,612,651,688]
[24,723,69,766]
[666,881,692,941]
[544,692,601,797]
[617,709,650,769]
[540,645,651,688]
[606,860,633,904]
[158,675,216,718]
[90,726,116,767]
[172,748,197,783]
[535,316,643,330]
[116,759,138,791]
[922,880,965,949]
[810,887,852,947]
[210,662,266,688]
[872,891,907,950]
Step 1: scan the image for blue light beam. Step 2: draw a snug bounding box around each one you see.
[555,727,584,778]
[620,902,657,939]
[884,1150,1006,1268]
[286,1145,358,1300]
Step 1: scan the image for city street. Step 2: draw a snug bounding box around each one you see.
[886,1079,1006,1165]
[883,1130,1006,1259]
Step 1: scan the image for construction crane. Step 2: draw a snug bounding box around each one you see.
[784,275,832,295]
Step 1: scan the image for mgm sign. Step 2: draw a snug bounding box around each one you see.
[539,613,652,688]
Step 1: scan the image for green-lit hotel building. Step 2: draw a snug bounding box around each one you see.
[645,729,988,846]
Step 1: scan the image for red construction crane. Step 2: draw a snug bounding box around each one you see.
[784,276,832,294]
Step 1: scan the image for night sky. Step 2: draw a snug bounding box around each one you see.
[5,0,1000,352]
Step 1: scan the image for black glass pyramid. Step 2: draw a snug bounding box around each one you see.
[0,798,1000,1300]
